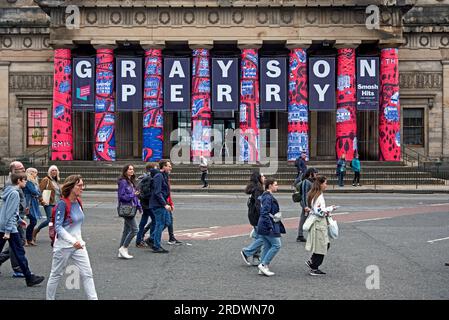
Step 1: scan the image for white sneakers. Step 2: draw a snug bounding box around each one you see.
[258,263,275,276]
[118,246,133,259]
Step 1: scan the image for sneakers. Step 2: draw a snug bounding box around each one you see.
[152,247,169,253]
[309,269,326,276]
[296,236,307,243]
[240,251,251,266]
[257,264,275,276]
[352,183,356,186]
[26,274,45,287]
[145,238,154,247]
[12,271,25,278]
[167,238,183,245]
[118,246,133,259]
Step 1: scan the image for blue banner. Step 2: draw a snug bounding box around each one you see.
[72,57,95,111]
[116,57,143,111]
[308,57,336,111]
[163,57,191,111]
[357,57,379,111]
[211,58,238,111]
[260,57,287,111]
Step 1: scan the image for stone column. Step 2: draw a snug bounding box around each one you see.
[0,62,10,158]
[442,53,449,159]
[142,42,164,162]
[51,48,73,161]
[336,45,358,161]
[379,47,401,161]
[238,41,262,163]
[190,43,212,162]
[93,45,116,161]
[286,42,310,162]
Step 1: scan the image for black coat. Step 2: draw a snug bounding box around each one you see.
[247,185,264,227]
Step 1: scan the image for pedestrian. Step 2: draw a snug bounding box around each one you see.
[240,171,265,266]
[0,172,45,287]
[165,191,182,245]
[295,168,318,243]
[23,168,42,246]
[117,164,141,259]
[256,178,285,277]
[294,152,307,179]
[336,154,346,187]
[305,176,338,276]
[199,155,209,188]
[351,154,361,187]
[46,175,98,300]
[0,161,28,278]
[135,162,159,248]
[34,165,61,243]
[149,159,173,253]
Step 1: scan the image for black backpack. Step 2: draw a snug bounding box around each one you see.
[137,173,153,201]
[247,193,261,227]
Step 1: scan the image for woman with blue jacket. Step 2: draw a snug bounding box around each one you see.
[256,178,285,277]
[23,168,42,246]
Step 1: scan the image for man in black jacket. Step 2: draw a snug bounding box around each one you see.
[295,168,318,242]
[295,152,307,179]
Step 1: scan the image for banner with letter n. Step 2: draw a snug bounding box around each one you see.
[356,56,379,111]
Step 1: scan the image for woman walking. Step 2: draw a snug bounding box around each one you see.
[305,176,338,276]
[46,175,98,299]
[256,178,285,277]
[117,164,141,259]
[34,165,61,243]
[23,168,42,246]
[241,171,265,266]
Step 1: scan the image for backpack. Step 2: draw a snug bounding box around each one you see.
[49,197,83,247]
[292,180,304,203]
[137,173,153,201]
[247,193,261,227]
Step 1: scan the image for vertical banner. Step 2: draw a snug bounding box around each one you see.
[211,58,239,111]
[72,57,95,111]
[239,49,260,162]
[356,57,379,110]
[308,57,336,111]
[191,49,212,161]
[288,48,309,161]
[260,57,287,111]
[336,48,357,161]
[163,57,191,111]
[51,48,73,161]
[379,48,401,161]
[94,48,116,161]
[116,57,143,111]
[143,49,164,162]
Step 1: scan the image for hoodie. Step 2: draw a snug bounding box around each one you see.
[0,185,25,234]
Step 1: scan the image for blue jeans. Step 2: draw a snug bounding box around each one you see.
[152,208,172,249]
[26,214,37,242]
[136,208,155,244]
[37,205,53,232]
[338,172,345,186]
[259,235,281,266]
[0,232,33,280]
[242,227,264,258]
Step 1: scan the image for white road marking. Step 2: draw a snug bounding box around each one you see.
[429,203,449,207]
[209,234,248,241]
[348,217,392,223]
[427,236,449,244]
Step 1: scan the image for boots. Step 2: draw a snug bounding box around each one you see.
[118,246,133,259]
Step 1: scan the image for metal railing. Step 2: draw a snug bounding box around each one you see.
[27,145,51,166]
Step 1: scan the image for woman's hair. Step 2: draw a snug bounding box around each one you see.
[11,172,27,185]
[264,177,277,191]
[119,164,136,187]
[245,171,264,194]
[61,175,82,198]
[25,168,38,184]
[307,176,327,207]
[48,165,60,182]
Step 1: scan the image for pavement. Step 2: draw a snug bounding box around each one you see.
[1,192,449,300]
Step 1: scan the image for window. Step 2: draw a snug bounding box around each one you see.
[27,108,48,146]
[403,108,424,146]
[177,111,191,143]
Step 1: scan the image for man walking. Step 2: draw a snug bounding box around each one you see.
[294,152,307,179]
[295,168,318,242]
[149,160,173,253]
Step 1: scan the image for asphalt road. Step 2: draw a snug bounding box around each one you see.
[1,192,449,300]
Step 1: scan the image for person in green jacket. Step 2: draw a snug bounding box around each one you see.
[351,154,361,187]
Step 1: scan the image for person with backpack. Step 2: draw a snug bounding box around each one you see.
[294,168,318,243]
[294,152,307,179]
[0,172,45,287]
[256,178,285,277]
[46,174,97,299]
[135,162,159,248]
[336,153,346,187]
[23,168,42,246]
[117,165,141,259]
[240,171,265,266]
[351,154,361,187]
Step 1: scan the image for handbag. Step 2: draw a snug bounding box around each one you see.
[302,214,318,232]
[42,179,52,204]
[327,216,339,239]
[117,203,137,218]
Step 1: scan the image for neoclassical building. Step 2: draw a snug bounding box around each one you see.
[1,0,448,163]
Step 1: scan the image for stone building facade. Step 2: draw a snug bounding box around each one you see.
[0,0,448,162]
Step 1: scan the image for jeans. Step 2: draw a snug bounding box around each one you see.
[26,214,37,242]
[167,211,176,240]
[0,232,33,280]
[242,227,263,258]
[46,247,97,300]
[136,209,154,244]
[0,227,24,272]
[201,172,208,186]
[119,217,138,248]
[338,172,345,186]
[310,243,330,270]
[353,172,360,185]
[37,205,53,232]
[152,208,171,249]
[259,235,281,266]
[297,207,308,238]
